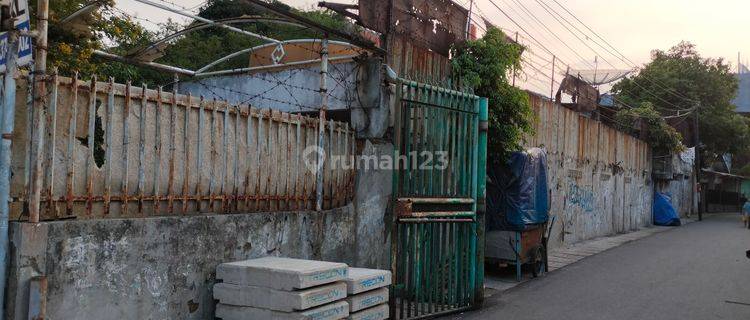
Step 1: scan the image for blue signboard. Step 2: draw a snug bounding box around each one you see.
[0,0,33,73]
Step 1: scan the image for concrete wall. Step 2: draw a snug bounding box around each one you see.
[6,203,391,320]
[525,94,653,249]
[656,176,695,217]
[179,62,360,113]
[654,148,696,217]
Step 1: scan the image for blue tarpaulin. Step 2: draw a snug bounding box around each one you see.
[653,192,681,226]
[487,148,550,231]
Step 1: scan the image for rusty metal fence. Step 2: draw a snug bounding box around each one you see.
[10,74,355,220]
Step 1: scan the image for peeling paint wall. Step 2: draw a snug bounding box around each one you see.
[6,204,391,320]
[524,94,653,248]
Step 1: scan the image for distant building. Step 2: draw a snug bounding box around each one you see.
[733,64,750,114]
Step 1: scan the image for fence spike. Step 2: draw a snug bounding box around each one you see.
[137,82,147,216]
[153,86,163,214]
[85,75,97,216]
[121,81,131,215]
[196,96,205,211]
[103,76,114,216]
[182,93,192,214]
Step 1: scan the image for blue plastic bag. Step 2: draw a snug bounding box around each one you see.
[653,192,681,226]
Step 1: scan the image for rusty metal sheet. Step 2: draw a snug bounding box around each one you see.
[359,0,468,56]
[558,74,599,113]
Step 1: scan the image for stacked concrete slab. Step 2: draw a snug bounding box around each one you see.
[214,257,350,320]
[344,268,392,320]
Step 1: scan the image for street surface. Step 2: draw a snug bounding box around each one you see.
[448,213,750,320]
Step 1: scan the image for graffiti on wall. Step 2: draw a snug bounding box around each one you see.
[567,182,595,212]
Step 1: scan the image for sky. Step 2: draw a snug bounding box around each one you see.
[116,0,750,94]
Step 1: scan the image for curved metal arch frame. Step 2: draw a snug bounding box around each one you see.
[94,5,374,78]
[196,39,361,74]
[129,16,308,61]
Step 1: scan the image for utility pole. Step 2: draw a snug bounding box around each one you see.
[694,104,702,221]
[550,55,556,101]
[512,32,518,87]
[465,0,475,39]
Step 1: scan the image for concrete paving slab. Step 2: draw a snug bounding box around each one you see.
[214,281,347,312]
[346,288,389,312]
[215,301,349,320]
[217,257,348,290]
[345,268,391,294]
[347,304,389,320]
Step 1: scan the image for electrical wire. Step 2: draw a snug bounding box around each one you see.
[545,0,699,104]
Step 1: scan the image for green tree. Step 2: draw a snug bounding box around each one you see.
[614,102,684,155]
[612,41,749,156]
[31,0,153,79]
[451,27,533,159]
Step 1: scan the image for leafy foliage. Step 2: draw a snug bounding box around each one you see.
[612,41,749,157]
[32,0,154,79]
[614,102,684,154]
[451,27,533,159]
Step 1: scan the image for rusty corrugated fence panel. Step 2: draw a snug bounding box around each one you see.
[11,75,355,220]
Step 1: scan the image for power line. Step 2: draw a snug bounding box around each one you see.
[532,0,692,112]
[485,0,569,66]
[506,0,596,70]
[545,0,698,104]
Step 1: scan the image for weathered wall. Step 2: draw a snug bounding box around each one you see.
[656,177,695,217]
[654,148,696,217]
[525,94,653,248]
[6,203,391,320]
[179,62,359,112]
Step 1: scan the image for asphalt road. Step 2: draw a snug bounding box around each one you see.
[448,213,750,320]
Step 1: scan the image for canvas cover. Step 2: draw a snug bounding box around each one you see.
[487,148,550,231]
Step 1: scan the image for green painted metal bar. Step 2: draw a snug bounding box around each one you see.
[475,98,489,306]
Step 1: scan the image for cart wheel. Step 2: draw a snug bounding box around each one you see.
[531,246,545,278]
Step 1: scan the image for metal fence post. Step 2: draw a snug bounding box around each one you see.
[315,37,329,211]
[474,97,489,307]
[0,32,19,320]
[29,0,49,223]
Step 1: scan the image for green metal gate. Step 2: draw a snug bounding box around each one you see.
[391,78,488,319]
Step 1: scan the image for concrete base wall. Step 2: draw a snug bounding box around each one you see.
[6,204,390,320]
